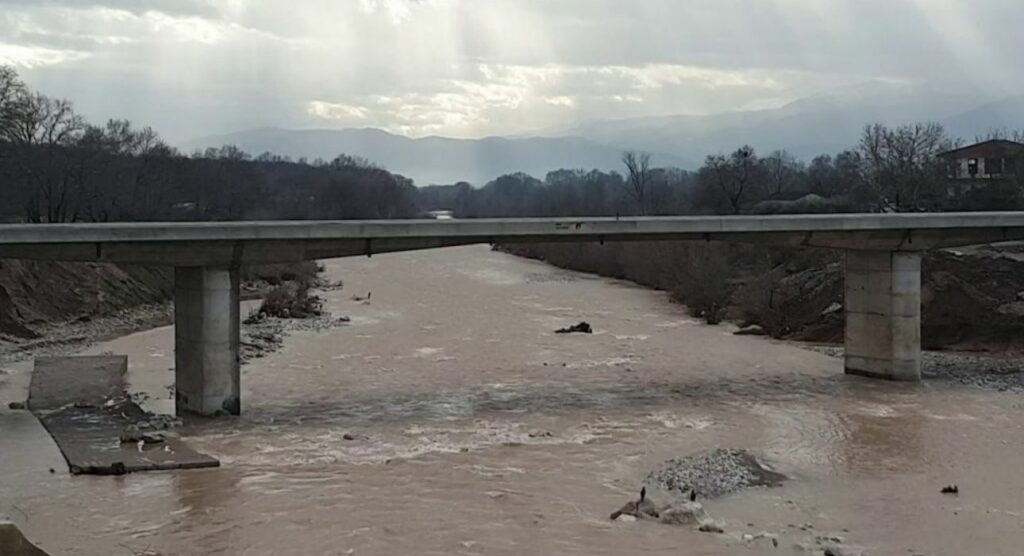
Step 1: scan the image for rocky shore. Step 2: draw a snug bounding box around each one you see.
[0,298,350,367]
[810,345,1024,392]
[0,303,172,365]
[241,312,351,362]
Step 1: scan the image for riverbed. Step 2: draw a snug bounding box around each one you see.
[1,245,1023,555]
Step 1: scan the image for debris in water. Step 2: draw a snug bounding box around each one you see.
[555,322,592,334]
[342,433,369,441]
[941,484,959,495]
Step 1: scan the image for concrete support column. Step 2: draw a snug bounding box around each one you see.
[844,250,922,381]
[174,266,241,416]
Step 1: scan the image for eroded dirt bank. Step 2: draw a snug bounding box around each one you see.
[1,245,1023,555]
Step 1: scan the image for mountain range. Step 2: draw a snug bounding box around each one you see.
[181,81,1024,185]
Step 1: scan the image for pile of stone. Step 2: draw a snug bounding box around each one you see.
[644,448,785,499]
[240,313,350,362]
[240,321,285,362]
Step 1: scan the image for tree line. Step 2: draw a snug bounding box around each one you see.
[420,124,1023,219]
[4,63,1022,226]
[0,66,419,223]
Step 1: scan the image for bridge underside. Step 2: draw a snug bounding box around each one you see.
[3,229,1016,415]
[162,248,933,416]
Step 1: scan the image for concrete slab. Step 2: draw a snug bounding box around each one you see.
[37,406,219,475]
[28,355,126,411]
[28,356,219,475]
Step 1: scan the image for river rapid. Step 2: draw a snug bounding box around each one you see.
[2,245,1023,555]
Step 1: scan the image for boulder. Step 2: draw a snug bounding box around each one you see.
[342,433,369,441]
[610,497,659,520]
[555,322,592,334]
[140,432,165,444]
[658,502,706,526]
[119,425,142,444]
[609,487,663,521]
[0,521,50,555]
[822,546,863,556]
[741,531,779,549]
[698,520,724,533]
[734,324,766,336]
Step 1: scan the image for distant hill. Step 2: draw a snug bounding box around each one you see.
[555,81,987,161]
[180,128,687,185]
[182,81,1017,185]
[940,96,1024,141]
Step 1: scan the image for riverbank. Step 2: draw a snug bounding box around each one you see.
[810,345,1024,392]
[0,261,327,366]
[501,242,1024,351]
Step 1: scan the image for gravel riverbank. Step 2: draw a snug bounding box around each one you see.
[809,345,1024,392]
[0,303,173,365]
[0,298,350,367]
[241,313,351,362]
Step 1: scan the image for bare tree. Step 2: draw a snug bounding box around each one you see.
[977,128,1024,143]
[0,66,27,137]
[622,150,652,215]
[761,149,802,199]
[660,242,731,324]
[702,145,761,214]
[859,122,954,212]
[2,91,86,222]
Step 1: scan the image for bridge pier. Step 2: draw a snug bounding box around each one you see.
[844,250,922,381]
[174,266,241,416]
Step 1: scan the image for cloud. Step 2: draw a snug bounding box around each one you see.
[307,101,371,123]
[0,0,223,18]
[301,62,824,137]
[0,42,89,68]
[544,96,575,108]
[358,0,451,24]
[3,0,1024,142]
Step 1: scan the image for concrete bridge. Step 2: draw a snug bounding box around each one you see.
[3,212,1024,416]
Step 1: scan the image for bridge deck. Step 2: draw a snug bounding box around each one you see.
[0,212,1023,264]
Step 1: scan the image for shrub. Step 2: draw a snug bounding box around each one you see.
[252,282,323,319]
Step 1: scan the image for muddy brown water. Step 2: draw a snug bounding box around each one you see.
[2,245,1024,555]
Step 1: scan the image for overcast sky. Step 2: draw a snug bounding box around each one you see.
[1,0,1021,142]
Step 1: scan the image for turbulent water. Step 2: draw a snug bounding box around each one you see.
[2,245,1024,555]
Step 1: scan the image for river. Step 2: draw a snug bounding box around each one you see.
[1,245,1023,555]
